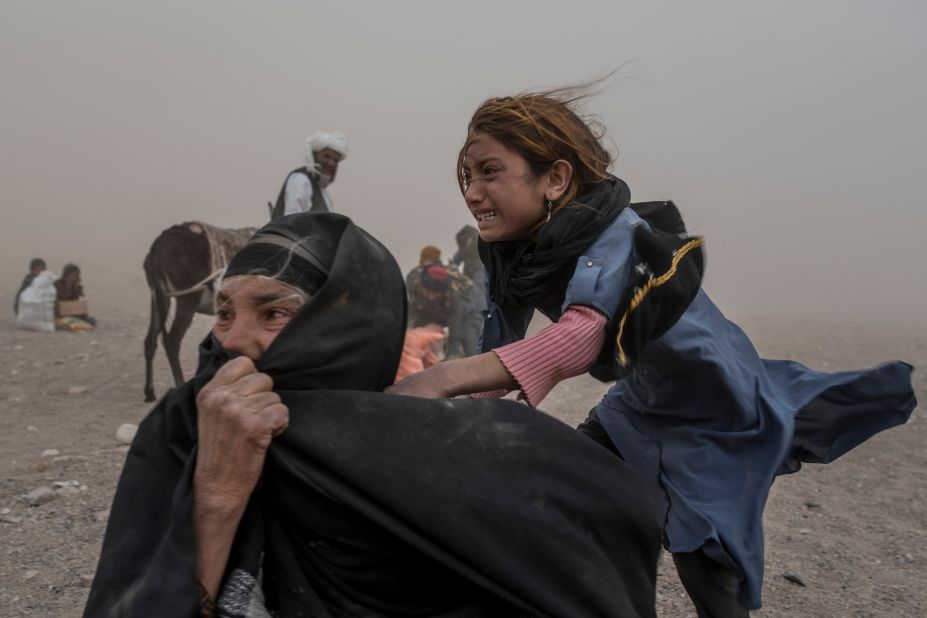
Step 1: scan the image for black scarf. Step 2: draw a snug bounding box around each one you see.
[84,213,661,618]
[479,177,706,380]
[224,213,339,297]
[479,176,630,315]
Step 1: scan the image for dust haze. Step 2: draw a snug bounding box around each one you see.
[2,0,925,329]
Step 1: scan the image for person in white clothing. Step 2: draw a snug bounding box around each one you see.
[269,132,349,219]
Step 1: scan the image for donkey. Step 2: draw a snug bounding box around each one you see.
[143,222,255,401]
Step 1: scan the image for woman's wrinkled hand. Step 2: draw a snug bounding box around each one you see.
[194,356,289,510]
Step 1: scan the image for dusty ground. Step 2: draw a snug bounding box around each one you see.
[0,280,923,617]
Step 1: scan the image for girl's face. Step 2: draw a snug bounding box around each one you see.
[212,276,305,361]
[461,134,549,242]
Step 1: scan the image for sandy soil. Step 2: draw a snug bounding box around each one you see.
[0,280,923,617]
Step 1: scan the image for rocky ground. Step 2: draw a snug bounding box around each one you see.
[0,282,923,617]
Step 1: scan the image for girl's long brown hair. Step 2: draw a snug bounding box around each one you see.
[457,82,614,218]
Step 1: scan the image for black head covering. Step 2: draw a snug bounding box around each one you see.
[224,214,335,296]
[85,213,661,617]
[202,212,406,392]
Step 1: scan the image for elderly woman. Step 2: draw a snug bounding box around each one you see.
[84,213,662,618]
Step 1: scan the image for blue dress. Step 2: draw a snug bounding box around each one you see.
[480,208,917,609]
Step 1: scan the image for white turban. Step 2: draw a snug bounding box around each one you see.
[305,131,349,168]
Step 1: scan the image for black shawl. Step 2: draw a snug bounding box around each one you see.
[479,177,630,317]
[479,177,705,380]
[84,213,661,617]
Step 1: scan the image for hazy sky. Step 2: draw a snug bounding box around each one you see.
[2,0,925,327]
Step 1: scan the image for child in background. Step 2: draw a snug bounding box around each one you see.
[55,263,97,329]
[13,257,46,316]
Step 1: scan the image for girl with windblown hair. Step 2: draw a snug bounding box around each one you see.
[388,87,916,616]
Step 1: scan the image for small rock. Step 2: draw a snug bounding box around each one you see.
[56,486,80,497]
[783,572,808,587]
[10,369,19,376]
[798,528,812,534]
[26,425,38,432]
[23,569,38,580]
[79,574,94,587]
[14,345,23,350]
[53,358,65,365]
[24,486,55,507]
[93,509,110,523]
[90,341,99,347]
[1,514,23,524]
[115,423,138,445]
[74,353,90,361]
[41,449,60,458]
[53,480,79,487]
[804,501,821,509]
[1,507,9,515]
[68,386,88,395]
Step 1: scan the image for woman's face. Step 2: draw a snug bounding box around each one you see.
[212,276,305,361]
[461,134,548,242]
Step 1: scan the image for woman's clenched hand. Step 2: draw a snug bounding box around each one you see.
[194,357,288,509]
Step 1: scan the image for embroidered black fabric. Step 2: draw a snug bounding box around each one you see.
[595,200,706,381]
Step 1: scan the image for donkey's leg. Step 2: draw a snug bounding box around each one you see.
[163,294,200,388]
[143,288,169,402]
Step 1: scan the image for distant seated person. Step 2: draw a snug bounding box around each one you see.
[55,263,97,330]
[14,257,46,315]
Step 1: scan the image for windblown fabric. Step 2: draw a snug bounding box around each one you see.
[85,213,662,617]
[476,184,916,610]
[597,289,917,609]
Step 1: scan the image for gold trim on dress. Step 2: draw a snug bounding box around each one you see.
[615,238,704,367]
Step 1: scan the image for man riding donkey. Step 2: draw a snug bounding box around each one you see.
[269,131,349,219]
[144,131,348,401]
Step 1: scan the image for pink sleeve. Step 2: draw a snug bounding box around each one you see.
[470,389,509,399]
[478,305,607,407]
